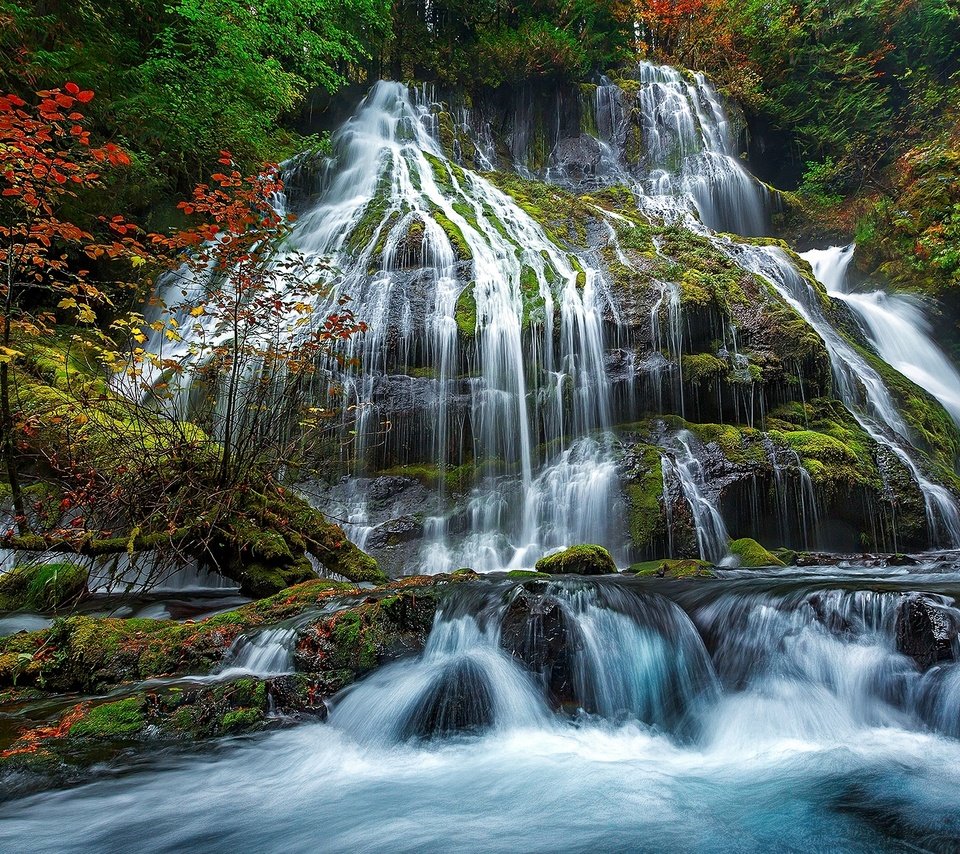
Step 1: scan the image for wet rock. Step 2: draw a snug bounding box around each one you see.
[549,135,603,185]
[366,515,425,549]
[368,476,419,503]
[535,544,617,575]
[400,658,494,739]
[500,588,580,709]
[896,595,958,669]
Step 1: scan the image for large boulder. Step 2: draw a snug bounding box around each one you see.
[896,594,959,669]
[534,544,617,576]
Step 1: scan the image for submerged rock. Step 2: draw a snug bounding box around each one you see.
[399,658,495,739]
[896,595,958,669]
[535,544,617,575]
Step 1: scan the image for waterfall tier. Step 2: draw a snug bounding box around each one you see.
[144,64,960,574]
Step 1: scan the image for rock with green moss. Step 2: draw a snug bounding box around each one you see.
[728,538,785,568]
[534,544,617,575]
[294,582,443,676]
[504,569,550,579]
[630,558,715,579]
[0,562,88,612]
[70,697,145,739]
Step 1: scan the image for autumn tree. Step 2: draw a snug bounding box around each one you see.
[117,153,368,491]
[0,83,144,533]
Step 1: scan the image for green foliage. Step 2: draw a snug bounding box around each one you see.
[0,562,88,612]
[0,0,388,203]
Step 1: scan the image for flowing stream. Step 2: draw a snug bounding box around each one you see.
[3,570,960,852]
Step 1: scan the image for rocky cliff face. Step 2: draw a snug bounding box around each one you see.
[203,64,960,574]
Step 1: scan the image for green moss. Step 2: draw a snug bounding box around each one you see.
[221,707,262,733]
[630,558,715,579]
[519,265,547,328]
[728,538,785,568]
[432,210,473,261]
[504,570,550,579]
[376,461,474,491]
[455,284,478,337]
[345,170,393,254]
[70,697,145,738]
[681,353,727,384]
[0,562,88,612]
[625,445,664,552]
[534,544,617,575]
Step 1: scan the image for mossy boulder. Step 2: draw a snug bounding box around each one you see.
[534,544,617,575]
[0,562,88,612]
[728,538,785,568]
[630,558,715,579]
[70,697,145,739]
[294,583,442,677]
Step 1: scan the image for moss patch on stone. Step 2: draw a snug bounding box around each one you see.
[630,558,715,579]
[534,544,617,575]
[69,697,145,739]
[728,537,785,568]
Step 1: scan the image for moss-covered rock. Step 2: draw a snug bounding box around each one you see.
[630,558,715,579]
[294,581,443,676]
[728,538,785,568]
[534,544,617,575]
[0,562,88,612]
[69,697,145,739]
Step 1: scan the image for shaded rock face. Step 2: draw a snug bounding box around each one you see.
[896,595,959,669]
[549,135,603,185]
[499,587,581,710]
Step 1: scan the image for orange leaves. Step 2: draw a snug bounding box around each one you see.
[0,703,88,759]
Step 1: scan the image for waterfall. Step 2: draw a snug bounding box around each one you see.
[592,64,770,235]
[804,244,960,428]
[724,242,960,548]
[661,431,730,563]
[126,66,960,567]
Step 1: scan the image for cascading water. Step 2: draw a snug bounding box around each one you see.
[723,241,960,548]
[804,244,960,428]
[127,63,960,567]
[661,431,730,563]
[8,572,960,852]
[592,64,770,235]
[290,82,622,572]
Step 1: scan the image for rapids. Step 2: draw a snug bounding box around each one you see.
[3,568,960,852]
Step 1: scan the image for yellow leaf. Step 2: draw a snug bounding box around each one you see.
[58,298,78,310]
[189,305,206,317]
